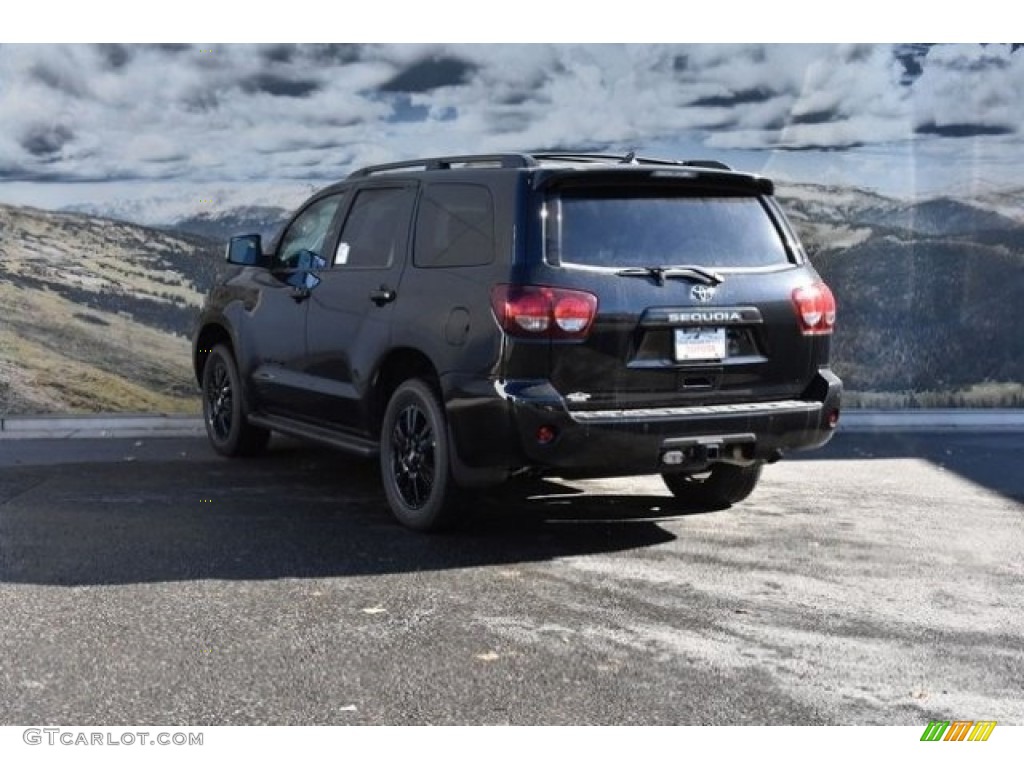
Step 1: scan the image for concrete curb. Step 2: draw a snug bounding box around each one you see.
[1,409,1023,439]
[839,409,1024,432]
[0,414,204,439]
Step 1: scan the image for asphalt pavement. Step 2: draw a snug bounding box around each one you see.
[0,432,1021,725]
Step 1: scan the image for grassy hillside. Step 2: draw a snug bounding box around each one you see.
[0,204,222,415]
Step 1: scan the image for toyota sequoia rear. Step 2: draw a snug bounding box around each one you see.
[484,166,842,505]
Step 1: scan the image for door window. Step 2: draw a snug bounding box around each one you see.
[275,193,346,269]
[334,187,416,268]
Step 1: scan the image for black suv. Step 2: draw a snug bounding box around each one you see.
[193,152,841,530]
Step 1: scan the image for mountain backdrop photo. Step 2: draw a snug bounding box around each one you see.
[0,43,1021,414]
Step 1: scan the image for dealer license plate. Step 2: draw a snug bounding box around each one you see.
[674,327,726,361]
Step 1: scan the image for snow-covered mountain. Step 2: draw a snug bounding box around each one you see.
[62,183,312,242]
[170,205,292,244]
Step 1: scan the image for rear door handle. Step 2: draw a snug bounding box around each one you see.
[370,286,397,306]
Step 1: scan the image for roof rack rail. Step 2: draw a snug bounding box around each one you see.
[529,152,733,171]
[531,151,660,166]
[679,159,733,171]
[346,152,734,179]
[348,153,539,178]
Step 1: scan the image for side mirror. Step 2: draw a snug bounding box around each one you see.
[225,234,265,266]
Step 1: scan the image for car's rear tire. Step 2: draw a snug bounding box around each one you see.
[662,462,763,508]
[380,379,462,531]
[201,344,270,457]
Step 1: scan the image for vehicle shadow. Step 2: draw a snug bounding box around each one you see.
[0,440,692,587]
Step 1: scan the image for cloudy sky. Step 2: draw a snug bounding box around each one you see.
[1,43,1022,215]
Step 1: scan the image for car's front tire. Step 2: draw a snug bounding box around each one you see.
[380,379,462,531]
[662,462,763,508]
[201,344,270,457]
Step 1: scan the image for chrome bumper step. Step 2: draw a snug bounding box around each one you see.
[569,399,817,424]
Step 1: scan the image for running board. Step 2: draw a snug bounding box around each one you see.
[247,413,379,458]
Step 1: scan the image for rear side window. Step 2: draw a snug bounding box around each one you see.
[414,183,495,268]
[548,188,791,269]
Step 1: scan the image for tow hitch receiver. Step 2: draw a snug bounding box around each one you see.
[661,433,756,469]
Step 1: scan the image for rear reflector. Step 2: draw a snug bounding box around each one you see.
[491,285,598,339]
[536,425,557,444]
[792,283,837,335]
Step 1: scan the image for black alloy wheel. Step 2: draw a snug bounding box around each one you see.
[380,379,461,531]
[201,344,270,457]
[204,354,233,443]
[392,402,436,509]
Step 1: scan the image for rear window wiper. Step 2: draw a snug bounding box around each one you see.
[615,265,724,287]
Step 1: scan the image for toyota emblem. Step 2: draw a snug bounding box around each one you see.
[691,284,716,303]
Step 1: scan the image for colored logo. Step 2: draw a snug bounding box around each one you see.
[920,720,997,742]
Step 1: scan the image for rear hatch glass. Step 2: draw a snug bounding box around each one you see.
[548,188,791,269]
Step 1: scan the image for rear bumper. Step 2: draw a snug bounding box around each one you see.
[445,369,842,481]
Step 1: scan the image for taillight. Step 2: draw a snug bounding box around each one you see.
[491,285,598,339]
[792,283,837,335]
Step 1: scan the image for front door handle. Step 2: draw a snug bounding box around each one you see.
[370,286,397,306]
[290,287,311,303]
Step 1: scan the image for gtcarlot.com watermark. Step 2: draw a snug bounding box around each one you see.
[23,728,203,747]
